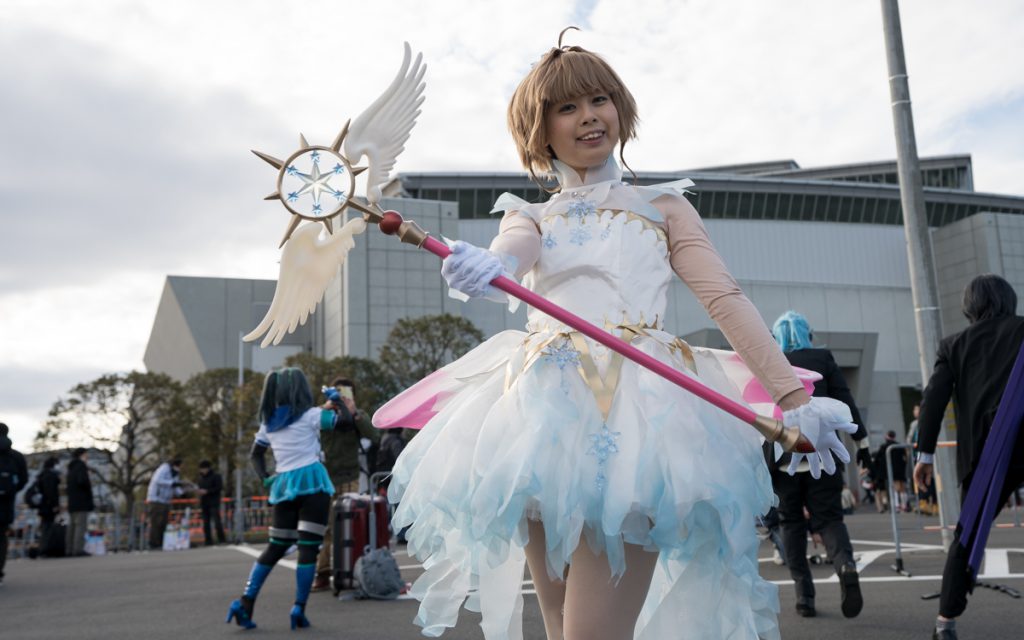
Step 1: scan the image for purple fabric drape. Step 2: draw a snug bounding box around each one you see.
[957,340,1024,578]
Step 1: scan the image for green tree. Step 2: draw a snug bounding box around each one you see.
[36,371,194,523]
[378,313,484,389]
[181,368,265,480]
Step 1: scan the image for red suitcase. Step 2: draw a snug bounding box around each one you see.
[332,489,391,593]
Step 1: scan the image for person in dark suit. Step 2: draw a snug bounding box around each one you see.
[914,274,1024,640]
[769,311,873,619]
[36,456,62,555]
[197,460,226,545]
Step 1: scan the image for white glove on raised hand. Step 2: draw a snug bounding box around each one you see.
[441,240,509,302]
[783,397,858,479]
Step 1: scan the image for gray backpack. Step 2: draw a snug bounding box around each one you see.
[354,545,404,600]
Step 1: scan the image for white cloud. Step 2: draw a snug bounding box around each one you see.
[1,0,1022,450]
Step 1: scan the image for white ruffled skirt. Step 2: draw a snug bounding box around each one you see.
[384,329,780,639]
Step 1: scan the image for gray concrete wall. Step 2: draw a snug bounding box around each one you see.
[145,276,310,381]
[320,198,463,359]
[933,212,1024,335]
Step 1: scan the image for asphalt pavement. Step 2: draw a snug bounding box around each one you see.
[1,507,1020,639]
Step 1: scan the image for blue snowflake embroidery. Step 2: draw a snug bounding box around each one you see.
[286,191,299,203]
[332,189,346,201]
[587,425,622,463]
[286,165,299,176]
[312,203,323,215]
[542,232,558,249]
[569,226,592,246]
[310,150,320,165]
[543,343,580,370]
[332,162,344,175]
[567,196,597,222]
[587,425,621,491]
[600,224,612,240]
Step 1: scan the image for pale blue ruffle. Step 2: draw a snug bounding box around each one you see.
[268,461,335,504]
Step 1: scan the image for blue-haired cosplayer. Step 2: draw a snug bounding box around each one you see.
[226,367,350,630]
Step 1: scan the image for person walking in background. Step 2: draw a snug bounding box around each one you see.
[197,460,226,546]
[312,376,377,592]
[907,403,938,514]
[35,456,62,555]
[913,275,1024,640]
[768,311,871,619]
[0,423,28,586]
[875,431,909,512]
[65,448,94,557]
[146,456,183,550]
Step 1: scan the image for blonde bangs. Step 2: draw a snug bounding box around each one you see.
[508,47,638,180]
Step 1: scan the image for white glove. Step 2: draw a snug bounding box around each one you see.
[783,397,858,478]
[441,240,508,302]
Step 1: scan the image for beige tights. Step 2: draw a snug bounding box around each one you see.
[524,520,658,640]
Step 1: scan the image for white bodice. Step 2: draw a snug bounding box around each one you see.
[523,208,672,333]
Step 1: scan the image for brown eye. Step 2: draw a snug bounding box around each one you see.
[558,103,576,113]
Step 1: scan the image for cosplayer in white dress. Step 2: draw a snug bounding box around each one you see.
[381,157,848,639]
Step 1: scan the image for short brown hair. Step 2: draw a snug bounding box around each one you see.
[331,377,354,391]
[507,45,638,185]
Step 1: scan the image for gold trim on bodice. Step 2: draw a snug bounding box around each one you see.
[541,209,668,244]
[507,321,697,421]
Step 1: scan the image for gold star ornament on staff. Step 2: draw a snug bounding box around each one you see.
[244,43,815,454]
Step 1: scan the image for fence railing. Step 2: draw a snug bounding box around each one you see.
[5,496,273,559]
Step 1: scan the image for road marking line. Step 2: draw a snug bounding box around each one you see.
[983,549,1010,578]
[231,544,297,570]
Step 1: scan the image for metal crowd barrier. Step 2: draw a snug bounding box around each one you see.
[5,496,273,559]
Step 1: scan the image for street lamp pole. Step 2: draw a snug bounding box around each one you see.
[880,0,955,547]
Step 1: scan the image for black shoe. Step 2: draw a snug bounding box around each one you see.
[795,599,816,617]
[933,629,958,639]
[839,563,863,618]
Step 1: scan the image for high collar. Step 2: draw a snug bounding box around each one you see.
[551,156,622,190]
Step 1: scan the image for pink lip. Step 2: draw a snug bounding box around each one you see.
[577,131,605,146]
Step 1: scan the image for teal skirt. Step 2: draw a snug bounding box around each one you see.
[268,462,335,505]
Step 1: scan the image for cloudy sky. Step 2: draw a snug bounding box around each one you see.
[2,0,1022,450]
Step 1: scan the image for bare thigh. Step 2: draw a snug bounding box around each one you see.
[524,520,567,640]
[563,537,658,640]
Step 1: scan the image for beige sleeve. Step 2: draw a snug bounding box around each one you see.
[661,196,804,403]
[488,212,542,279]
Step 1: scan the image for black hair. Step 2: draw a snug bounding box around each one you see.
[259,367,314,426]
[72,447,87,459]
[331,376,354,391]
[962,274,1018,324]
[0,423,8,437]
[198,460,212,469]
[44,456,59,469]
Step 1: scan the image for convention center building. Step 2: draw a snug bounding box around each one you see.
[145,154,1024,452]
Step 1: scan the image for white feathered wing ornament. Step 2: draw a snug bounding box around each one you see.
[244,43,426,348]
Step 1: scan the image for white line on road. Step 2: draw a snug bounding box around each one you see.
[231,544,298,570]
[983,549,1010,578]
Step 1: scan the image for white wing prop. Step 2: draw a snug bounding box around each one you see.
[244,217,367,347]
[245,43,426,348]
[344,41,426,204]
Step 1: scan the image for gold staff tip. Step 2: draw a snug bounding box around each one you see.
[252,149,284,170]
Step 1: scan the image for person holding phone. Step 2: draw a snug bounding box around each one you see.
[313,376,381,591]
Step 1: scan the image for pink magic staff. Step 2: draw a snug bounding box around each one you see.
[373,208,815,454]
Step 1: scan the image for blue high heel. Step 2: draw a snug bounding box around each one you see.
[289,604,310,630]
[226,599,257,630]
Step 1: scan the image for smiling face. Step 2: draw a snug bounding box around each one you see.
[544,92,620,179]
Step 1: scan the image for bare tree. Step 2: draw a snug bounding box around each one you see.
[36,371,194,525]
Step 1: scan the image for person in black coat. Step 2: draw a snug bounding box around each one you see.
[65,448,94,557]
[196,460,226,545]
[914,275,1024,640]
[0,422,29,585]
[36,456,62,555]
[768,311,872,619]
